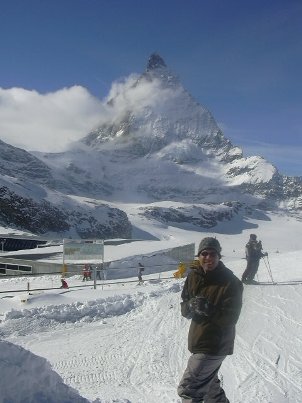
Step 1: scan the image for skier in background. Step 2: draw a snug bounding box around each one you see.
[138,262,144,284]
[60,278,68,289]
[82,264,92,281]
[242,234,267,284]
[96,264,102,280]
[102,263,107,280]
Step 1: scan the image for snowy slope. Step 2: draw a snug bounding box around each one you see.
[0,212,302,403]
[0,267,301,402]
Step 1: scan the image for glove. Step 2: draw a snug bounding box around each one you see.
[189,296,215,317]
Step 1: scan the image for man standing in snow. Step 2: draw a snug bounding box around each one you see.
[178,237,243,403]
[138,262,144,284]
[242,234,267,284]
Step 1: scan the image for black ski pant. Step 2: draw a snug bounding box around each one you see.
[242,259,260,282]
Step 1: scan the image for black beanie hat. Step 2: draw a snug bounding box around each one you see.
[197,237,222,257]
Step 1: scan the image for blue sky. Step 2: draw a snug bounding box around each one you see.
[0,0,301,176]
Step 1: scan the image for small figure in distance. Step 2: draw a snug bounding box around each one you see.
[138,262,144,284]
[82,264,92,281]
[242,234,268,284]
[102,263,108,281]
[60,278,68,289]
[96,264,102,280]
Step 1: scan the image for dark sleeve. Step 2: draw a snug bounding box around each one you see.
[180,276,193,319]
[245,243,250,258]
[211,279,243,327]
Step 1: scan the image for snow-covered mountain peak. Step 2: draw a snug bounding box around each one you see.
[74,54,302,208]
[143,53,180,89]
[146,53,167,71]
[1,55,302,239]
[84,54,222,154]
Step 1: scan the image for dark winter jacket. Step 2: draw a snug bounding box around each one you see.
[180,261,243,355]
[245,240,264,261]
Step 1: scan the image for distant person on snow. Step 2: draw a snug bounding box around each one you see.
[242,234,267,284]
[96,264,102,280]
[101,263,108,280]
[60,278,68,289]
[177,237,243,403]
[82,264,92,281]
[138,263,144,284]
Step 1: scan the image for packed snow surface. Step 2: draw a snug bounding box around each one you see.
[0,212,302,403]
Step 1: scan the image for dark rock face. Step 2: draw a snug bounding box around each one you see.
[0,139,52,183]
[0,186,69,234]
[140,202,243,229]
[0,186,131,239]
[146,53,167,71]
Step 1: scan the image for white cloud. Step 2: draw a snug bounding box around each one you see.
[2,80,299,177]
[0,86,105,152]
[0,76,178,153]
[105,74,179,122]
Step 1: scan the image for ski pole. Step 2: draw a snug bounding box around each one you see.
[265,255,275,283]
[263,255,275,283]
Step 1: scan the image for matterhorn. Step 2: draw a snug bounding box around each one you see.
[1,53,302,238]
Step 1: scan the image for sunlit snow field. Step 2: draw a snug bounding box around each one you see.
[0,211,302,403]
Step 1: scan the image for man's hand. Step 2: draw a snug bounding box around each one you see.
[189,296,215,317]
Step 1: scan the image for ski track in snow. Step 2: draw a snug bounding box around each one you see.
[3,281,188,403]
[1,279,302,402]
[227,284,302,403]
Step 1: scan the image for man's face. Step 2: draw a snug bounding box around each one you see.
[198,249,220,272]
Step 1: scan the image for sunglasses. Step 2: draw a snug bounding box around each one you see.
[199,251,217,258]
